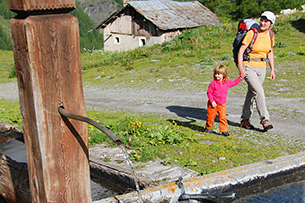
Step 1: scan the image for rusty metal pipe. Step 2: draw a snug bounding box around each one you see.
[58,106,123,146]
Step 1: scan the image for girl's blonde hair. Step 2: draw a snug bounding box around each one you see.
[214,65,228,83]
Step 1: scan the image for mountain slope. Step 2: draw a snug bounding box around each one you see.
[78,0,120,25]
[0,0,104,51]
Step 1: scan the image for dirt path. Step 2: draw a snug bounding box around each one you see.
[2,81,305,142]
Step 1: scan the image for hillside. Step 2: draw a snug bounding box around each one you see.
[1,0,304,52]
[0,0,104,52]
[79,12,305,96]
[78,0,305,25]
[77,0,120,25]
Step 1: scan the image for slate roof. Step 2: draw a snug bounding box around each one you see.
[96,0,219,31]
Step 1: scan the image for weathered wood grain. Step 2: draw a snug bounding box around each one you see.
[0,122,23,143]
[10,14,91,203]
[0,153,31,203]
[7,0,76,12]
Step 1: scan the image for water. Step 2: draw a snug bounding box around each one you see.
[245,181,305,202]
[119,144,144,203]
[3,139,305,203]
[0,138,27,162]
[230,167,305,203]
[0,139,116,202]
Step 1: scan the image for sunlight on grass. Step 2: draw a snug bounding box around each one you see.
[0,12,304,175]
[79,12,305,97]
[0,50,15,82]
[86,109,304,175]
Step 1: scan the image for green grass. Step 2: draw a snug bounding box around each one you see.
[1,12,305,175]
[0,50,15,82]
[86,108,303,175]
[1,99,303,175]
[79,13,305,98]
[0,101,22,128]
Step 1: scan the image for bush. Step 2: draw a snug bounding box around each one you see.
[71,7,104,52]
[0,25,12,51]
[274,41,287,48]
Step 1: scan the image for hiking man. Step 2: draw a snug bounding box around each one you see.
[238,11,276,131]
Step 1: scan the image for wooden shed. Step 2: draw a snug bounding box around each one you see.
[96,0,219,52]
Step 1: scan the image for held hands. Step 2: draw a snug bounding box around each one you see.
[239,67,246,79]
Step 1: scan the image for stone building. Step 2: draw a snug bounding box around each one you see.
[96,0,219,52]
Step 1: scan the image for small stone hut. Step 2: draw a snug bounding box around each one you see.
[96,0,219,52]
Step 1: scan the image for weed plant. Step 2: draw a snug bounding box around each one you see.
[1,99,303,174]
[86,108,303,174]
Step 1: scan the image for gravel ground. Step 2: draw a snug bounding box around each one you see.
[1,81,305,142]
[1,80,304,202]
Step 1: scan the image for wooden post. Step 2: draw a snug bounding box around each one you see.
[7,0,92,202]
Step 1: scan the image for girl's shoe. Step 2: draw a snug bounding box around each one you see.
[222,132,230,136]
[204,128,213,133]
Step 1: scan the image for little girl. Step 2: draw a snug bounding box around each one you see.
[205,65,243,136]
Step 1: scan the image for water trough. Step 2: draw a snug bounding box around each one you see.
[2,137,305,202]
[92,151,305,203]
[2,120,305,202]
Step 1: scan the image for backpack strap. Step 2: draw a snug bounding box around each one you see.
[245,28,258,56]
[269,29,274,47]
[244,28,273,63]
[249,28,259,51]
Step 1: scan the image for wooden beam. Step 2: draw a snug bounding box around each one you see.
[0,153,31,203]
[0,122,149,202]
[0,152,149,203]
[8,0,92,202]
[0,122,23,143]
[7,0,76,12]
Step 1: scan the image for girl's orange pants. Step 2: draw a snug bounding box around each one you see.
[206,101,228,132]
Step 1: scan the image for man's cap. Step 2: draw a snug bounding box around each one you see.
[261,11,276,24]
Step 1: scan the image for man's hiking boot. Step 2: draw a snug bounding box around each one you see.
[222,132,230,136]
[240,119,254,129]
[262,120,273,131]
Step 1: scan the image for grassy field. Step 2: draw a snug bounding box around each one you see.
[79,13,305,98]
[0,12,305,175]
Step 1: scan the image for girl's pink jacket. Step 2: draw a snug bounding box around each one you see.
[207,77,243,105]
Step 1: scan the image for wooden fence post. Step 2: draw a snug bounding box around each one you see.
[7,0,92,202]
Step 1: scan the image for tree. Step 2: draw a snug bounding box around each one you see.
[0,0,16,20]
[199,0,234,20]
[0,25,12,50]
[200,0,305,21]
[71,7,104,52]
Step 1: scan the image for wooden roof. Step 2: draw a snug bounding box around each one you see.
[96,0,219,31]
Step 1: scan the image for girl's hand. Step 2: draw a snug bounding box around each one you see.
[211,101,217,108]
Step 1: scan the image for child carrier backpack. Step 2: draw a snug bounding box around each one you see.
[232,19,273,66]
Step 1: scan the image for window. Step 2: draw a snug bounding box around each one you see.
[114,37,120,44]
[139,37,146,46]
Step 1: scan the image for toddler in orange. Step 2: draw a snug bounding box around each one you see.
[205,65,243,136]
